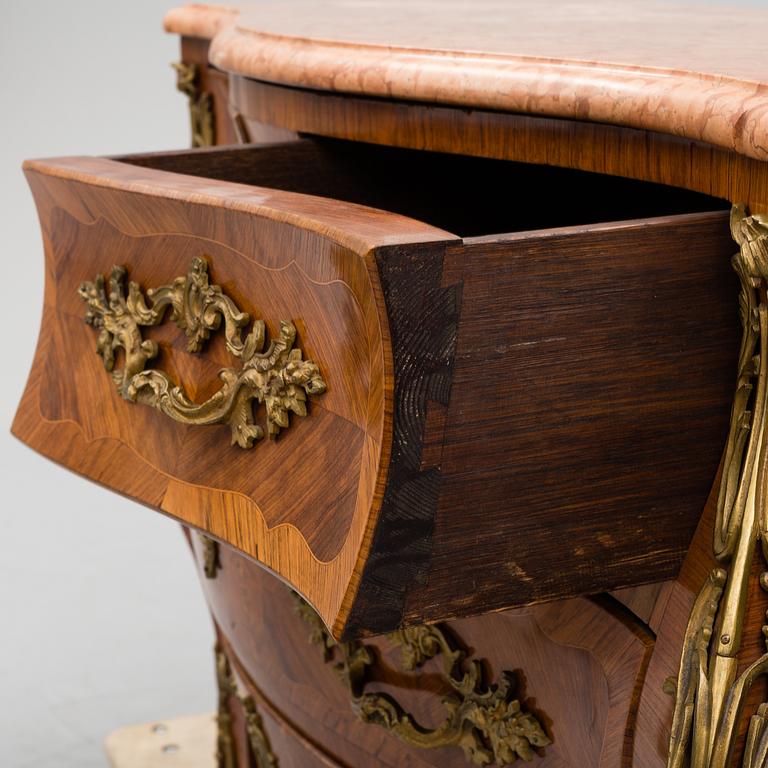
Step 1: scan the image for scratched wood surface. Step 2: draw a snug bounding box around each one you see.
[348,210,739,636]
[420,215,737,620]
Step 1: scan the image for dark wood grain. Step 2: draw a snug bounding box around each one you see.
[230,77,768,215]
[416,213,737,623]
[349,211,739,635]
[343,240,462,637]
[118,138,727,237]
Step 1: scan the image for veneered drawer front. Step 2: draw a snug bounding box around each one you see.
[14,151,455,637]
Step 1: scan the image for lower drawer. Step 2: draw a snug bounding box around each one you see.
[14,138,737,639]
[196,532,655,768]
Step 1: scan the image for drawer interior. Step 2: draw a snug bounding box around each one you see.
[120,138,729,238]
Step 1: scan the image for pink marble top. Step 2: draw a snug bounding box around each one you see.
[165,1,768,160]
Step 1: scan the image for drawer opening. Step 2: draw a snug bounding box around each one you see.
[120,137,729,239]
[20,136,740,637]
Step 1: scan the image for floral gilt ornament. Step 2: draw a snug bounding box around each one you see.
[292,593,550,765]
[78,256,326,448]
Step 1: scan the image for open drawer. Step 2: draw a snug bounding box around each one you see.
[14,138,738,639]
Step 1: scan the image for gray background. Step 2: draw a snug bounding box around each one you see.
[0,2,233,766]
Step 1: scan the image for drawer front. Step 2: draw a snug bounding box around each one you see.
[13,151,454,635]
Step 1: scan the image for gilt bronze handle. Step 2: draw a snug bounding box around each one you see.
[78,257,326,448]
[292,593,550,765]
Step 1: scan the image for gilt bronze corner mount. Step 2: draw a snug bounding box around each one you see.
[667,205,768,768]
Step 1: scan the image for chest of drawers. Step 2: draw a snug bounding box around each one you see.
[12,3,768,766]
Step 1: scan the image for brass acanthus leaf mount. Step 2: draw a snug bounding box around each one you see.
[78,257,326,448]
[292,594,550,765]
[666,205,768,768]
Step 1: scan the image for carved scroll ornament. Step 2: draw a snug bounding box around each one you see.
[667,206,768,768]
[293,594,550,765]
[78,257,326,448]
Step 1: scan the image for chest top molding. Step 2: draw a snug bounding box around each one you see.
[164,0,768,162]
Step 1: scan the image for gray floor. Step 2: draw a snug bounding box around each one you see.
[0,3,230,766]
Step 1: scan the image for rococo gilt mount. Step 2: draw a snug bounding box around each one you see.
[12,1,768,766]
[78,256,326,448]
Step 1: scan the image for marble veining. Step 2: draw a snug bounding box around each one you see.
[165,1,768,160]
